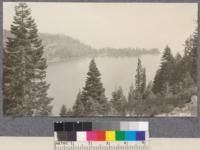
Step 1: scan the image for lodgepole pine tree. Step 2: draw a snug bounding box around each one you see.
[3,3,52,116]
[80,59,108,116]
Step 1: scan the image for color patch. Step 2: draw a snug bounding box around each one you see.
[87,131,97,141]
[120,122,129,131]
[138,122,149,131]
[125,131,136,141]
[54,122,64,131]
[77,131,87,141]
[116,131,125,141]
[96,131,105,141]
[56,131,67,141]
[136,131,145,141]
[129,122,139,130]
[64,122,74,131]
[82,122,92,131]
[106,131,116,141]
[66,131,77,141]
[74,122,83,131]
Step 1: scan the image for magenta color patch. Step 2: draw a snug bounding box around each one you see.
[87,131,97,141]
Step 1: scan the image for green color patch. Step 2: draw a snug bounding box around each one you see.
[116,131,125,141]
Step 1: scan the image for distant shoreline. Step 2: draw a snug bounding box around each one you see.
[4,29,160,64]
[46,53,161,64]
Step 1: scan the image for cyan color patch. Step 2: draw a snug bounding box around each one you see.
[125,131,136,141]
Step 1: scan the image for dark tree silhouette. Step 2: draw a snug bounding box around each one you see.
[3,3,53,116]
[72,91,85,116]
[78,59,108,116]
[153,46,174,94]
[110,87,127,116]
[59,104,67,116]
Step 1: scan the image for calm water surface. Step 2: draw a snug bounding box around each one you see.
[46,55,161,115]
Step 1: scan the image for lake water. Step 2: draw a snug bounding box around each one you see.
[46,55,161,115]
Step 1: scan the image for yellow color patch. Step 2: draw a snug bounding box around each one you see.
[106,131,116,141]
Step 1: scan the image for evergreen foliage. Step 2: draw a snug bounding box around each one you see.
[61,31,197,116]
[3,3,52,116]
[152,46,174,94]
[72,91,85,116]
[141,68,146,94]
[59,104,67,116]
[3,3,197,117]
[127,58,146,115]
[110,87,127,116]
[72,59,108,116]
[135,58,143,94]
[183,31,197,82]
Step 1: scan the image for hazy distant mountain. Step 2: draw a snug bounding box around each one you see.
[3,30,97,63]
[3,30,160,63]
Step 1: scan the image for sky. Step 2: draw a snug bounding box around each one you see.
[3,2,198,54]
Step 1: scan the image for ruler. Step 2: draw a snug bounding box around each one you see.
[55,141,149,150]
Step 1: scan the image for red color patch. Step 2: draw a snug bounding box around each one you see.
[96,131,105,141]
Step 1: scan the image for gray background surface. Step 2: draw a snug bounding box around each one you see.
[0,0,199,137]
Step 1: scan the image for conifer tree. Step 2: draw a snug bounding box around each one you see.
[135,58,146,98]
[183,31,197,82]
[171,53,183,94]
[110,87,127,116]
[152,46,174,94]
[143,81,153,99]
[72,91,85,116]
[86,97,101,116]
[152,70,162,94]
[175,53,182,63]
[190,31,197,82]
[66,108,73,116]
[59,104,67,116]
[127,58,146,115]
[160,46,175,83]
[161,46,174,66]
[80,59,108,115]
[128,84,135,103]
[183,72,195,88]
[127,84,135,114]
[141,68,146,94]
[3,3,52,116]
[135,58,143,93]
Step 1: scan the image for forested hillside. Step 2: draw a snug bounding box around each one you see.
[3,30,160,63]
[3,30,96,62]
[59,31,197,117]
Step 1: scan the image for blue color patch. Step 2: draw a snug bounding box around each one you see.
[136,131,145,141]
[125,131,136,141]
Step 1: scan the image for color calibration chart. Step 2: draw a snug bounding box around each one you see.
[54,121,149,150]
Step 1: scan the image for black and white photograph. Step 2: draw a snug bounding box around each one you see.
[3,2,198,117]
